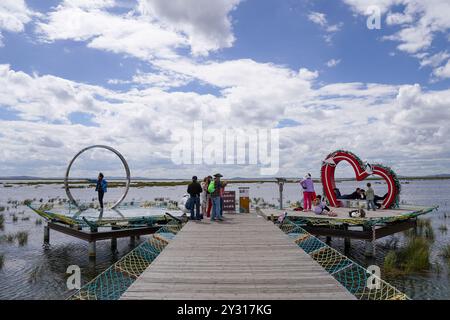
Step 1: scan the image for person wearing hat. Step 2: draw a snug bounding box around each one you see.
[210,173,224,221]
[187,176,203,220]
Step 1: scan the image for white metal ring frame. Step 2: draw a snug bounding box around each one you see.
[64,145,131,210]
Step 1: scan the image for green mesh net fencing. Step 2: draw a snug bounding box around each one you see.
[279,218,409,300]
[68,221,183,300]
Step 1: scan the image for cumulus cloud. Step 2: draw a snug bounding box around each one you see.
[1,1,449,177]
[36,3,187,60]
[0,0,35,46]
[137,0,241,56]
[36,0,241,59]
[2,60,450,177]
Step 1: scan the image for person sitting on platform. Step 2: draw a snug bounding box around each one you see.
[360,189,366,200]
[95,172,107,211]
[337,188,361,200]
[313,195,337,217]
[374,193,388,209]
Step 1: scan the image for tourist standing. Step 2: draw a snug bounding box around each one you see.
[200,176,211,219]
[95,172,108,210]
[209,173,223,221]
[365,183,376,211]
[187,176,202,220]
[300,173,315,212]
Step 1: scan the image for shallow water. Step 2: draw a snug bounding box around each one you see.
[0,179,449,300]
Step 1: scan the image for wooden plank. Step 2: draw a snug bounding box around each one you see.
[121,214,354,300]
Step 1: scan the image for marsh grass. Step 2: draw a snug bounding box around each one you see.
[0,214,4,229]
[15,231,29,246]
[439,244,450,262]
[384,237,431,276]
[0,254,4,270]
[0,206,5,212]
[0,234,16,243]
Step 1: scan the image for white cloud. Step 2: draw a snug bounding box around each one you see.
[2,60,450,177]
[36,0,242,59]
[343,0,450,54]
[137,0,241,56]
[433,59,450,79]
[36,4,187,61]
[342,0,450,81]
[326,59,341,68]
[418,51,450,68]
[307,11,342,44]
[0,0,35,46]
[308,11,327,27]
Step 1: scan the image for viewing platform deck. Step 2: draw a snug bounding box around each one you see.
[121,214,354,300]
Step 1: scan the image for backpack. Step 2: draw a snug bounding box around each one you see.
[185,196,194,210]
[207,181,215,194]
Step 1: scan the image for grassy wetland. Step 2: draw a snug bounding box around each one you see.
[0,178,449,299]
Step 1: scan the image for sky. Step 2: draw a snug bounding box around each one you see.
[0,0,450,179]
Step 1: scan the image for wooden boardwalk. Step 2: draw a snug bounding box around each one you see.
[121,214,354,300]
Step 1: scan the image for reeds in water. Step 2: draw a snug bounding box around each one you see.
[0,254,4,270]
[16,231,29,246]
[384,237,431,276]
[439,244,450,262]
[0,214,4,229]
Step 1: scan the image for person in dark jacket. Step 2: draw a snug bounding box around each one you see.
[339,188,361,200]
[187,176,202,220]
[95,172,107,210]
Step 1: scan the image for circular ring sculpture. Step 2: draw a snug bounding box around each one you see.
[64,145,131,210]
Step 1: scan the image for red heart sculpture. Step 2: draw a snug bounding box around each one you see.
[321,150,400,209]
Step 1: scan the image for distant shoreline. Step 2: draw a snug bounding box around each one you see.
[1,176,449,188]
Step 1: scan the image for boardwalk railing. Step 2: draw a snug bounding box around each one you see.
[279,218,409,300]
[68,221,184,300]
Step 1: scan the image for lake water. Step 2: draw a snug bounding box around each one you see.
[0,179,449,300]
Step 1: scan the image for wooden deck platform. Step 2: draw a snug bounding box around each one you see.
[260,207,415,221]
[121,214,354,300]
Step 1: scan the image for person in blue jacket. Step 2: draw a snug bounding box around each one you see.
[95,172,107,210]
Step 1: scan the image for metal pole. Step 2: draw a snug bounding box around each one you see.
[43,225,50,248]
[279,183,283,210]
[88,241,96,258]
